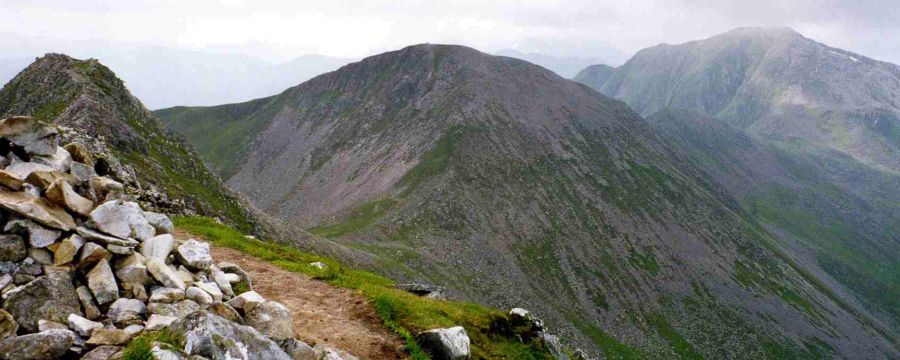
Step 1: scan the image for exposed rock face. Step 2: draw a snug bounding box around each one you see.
[107,298,147,326]
[0,329,75,360]
[417,326,470,360]
[3,272,81,332]
[171,311,292,360]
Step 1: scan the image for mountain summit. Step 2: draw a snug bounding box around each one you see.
[576,27,900,171]
[0,54,259,232]
[160,44,898,358]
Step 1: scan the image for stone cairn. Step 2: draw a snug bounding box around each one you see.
[0,116,354,360]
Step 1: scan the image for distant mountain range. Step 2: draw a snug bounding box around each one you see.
[0,48,353,109]
[575,27,900,172]
[575,26,900,341]
[157,41,898,359]
[492,49,624,78]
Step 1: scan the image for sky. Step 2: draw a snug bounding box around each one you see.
[1,0,899,65]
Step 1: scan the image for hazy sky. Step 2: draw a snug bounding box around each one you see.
[1,0,898,64]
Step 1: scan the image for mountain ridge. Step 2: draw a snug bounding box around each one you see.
[575,26,900,173]
[159,43,898,358]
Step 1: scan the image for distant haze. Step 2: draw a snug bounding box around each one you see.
[1,0,898,107]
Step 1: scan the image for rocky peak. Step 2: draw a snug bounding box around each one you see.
[0,54,264,234]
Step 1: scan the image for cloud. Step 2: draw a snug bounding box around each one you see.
[0,0,896,64]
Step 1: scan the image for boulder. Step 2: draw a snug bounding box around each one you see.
[151,342,191,359]
[211,267,235,297]
[107,298,147,326]
[0,234,26,262]
[114,252,150,285]
[37,320,67,332]
[4,162,55,180]
[67,313,103,337]
[0,170,24,190]
[51,234,84,266]
[31,147,72,173]
[81,345,123,360]
[147,258,186,290]
[245,300,294,340]
[75,286,102,320]
[395,283,447,299]
[186,286,213,307]
[218,262,253,291]
[77,242,112,270]
[45,178,93,216]
[0,190,75,231]
[141,234,175,259]
[313,344,360,360]
[87,259,118,304]
[417,326,471,360]
[0,329,74,360]
[122,281,149,301]
[63,142,94,166]
[86,328,133,346]
[90,177,124,201]
[538,332,568,360]
[5,219,61,248]
[3,272,82,332]
[76,226,139,250]
[24,170,75,190]
[150,286,185,303]
[226,290,266,312]
[196,281,224,302]
[69,162,94,185]
[209,302,243,324]
[170,311,291,360]
[89,200,155,241]
[280,339,316,360]
[27,248,52,265]
[147,300,201,318]
[0,309,17,339]
[143,211,174,234]
[175,239,212,271]
[145,314,178,331]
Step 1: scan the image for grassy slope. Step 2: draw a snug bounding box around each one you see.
[154,95,280,178]
[174,216,556,360]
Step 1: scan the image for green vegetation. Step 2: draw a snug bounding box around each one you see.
[571,319,644,360]
[174,216,554,359]
[648,313,703,360]
[154,96,278,178]
[398,125,470,193]
[121,329,184,360]
[309,198,398,238]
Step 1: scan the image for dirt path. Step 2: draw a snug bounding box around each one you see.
[175,231,405,360]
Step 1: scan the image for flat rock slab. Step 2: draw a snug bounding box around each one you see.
[0,190,75,231]
[89,200,155,241]
[0,329,74,360]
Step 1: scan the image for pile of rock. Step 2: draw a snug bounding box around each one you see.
[0,116,350,360]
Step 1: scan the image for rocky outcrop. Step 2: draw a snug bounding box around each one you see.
[416,326,471,360]
[0,117,347,359]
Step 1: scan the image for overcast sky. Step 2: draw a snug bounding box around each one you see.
[1,0,898,64]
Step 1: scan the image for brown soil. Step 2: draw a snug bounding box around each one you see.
[175,230,406,360]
